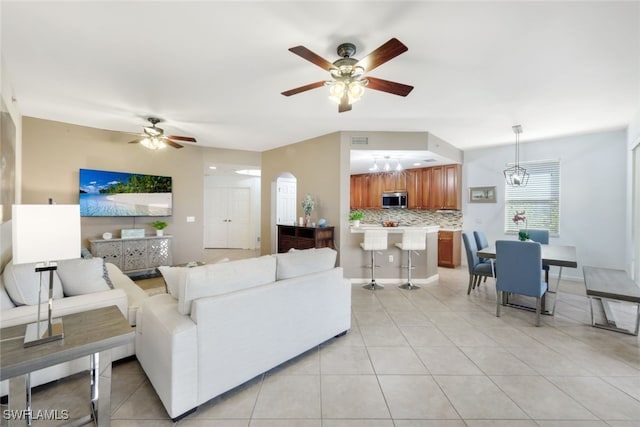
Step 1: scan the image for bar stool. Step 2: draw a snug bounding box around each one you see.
[395,229,427,290]
[360,229,388,290]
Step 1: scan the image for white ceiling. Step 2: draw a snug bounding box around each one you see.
[2,1,639,162]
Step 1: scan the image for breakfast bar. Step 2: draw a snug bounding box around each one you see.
[343,224,440,284]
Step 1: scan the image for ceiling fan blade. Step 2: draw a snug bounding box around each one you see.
[281,81,326,96]
[288,46,336,71]
[366,76,414,97]
[164,139,184,149]
[168,135,197,143]
[356,38,408,72]
[127,138,142,144]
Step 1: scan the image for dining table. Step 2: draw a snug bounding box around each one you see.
[477,243,578,315]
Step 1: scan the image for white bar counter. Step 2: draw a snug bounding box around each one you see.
[344,224,440,284]
[350,225,440,234]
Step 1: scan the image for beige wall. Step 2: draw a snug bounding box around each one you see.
[21,117,260,264]
[260,132,343,255]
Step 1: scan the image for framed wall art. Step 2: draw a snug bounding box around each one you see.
[468,186,496,203]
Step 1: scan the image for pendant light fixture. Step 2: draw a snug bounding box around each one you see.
[503,124,529,187]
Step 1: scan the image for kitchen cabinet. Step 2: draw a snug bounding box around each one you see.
[350,174,367,209]
[383,173,406,192]
[422,164,461,210]
[438,230,461,268]
[367,174,382,208]
[349,164,460,211]
[406,168,422,209]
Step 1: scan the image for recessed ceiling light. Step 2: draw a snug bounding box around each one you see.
[413,162,422,166]
[208,166,217,170]
[236,169,261,177]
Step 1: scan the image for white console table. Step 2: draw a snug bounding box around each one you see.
[90,235,172,274]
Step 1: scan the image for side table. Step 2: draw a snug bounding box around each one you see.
[1,306,134,426]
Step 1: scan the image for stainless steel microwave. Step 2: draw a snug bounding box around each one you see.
[382,192,408,209]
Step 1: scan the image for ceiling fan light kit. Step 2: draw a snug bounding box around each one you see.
[282,38,413,112]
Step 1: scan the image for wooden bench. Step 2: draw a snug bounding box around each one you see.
[583,266,640,336]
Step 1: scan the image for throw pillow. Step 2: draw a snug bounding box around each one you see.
[80,247,93,259]
[2,260,64,306]
[102,261,114,289]
[57,258,111,296]
[159,258,229,299]
[158,265,185,298]
[0,276,16,309]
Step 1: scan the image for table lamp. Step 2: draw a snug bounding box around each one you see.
[12,204,81,347]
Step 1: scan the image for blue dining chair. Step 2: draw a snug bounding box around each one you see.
[473,230,490,263]
[462,232,494,294]
[495,240,548,326]
[521,228,550,284]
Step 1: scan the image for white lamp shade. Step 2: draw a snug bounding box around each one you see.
[12,204,81,265]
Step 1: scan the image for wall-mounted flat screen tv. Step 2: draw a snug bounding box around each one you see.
[79,168,172,217]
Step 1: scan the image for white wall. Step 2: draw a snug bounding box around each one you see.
[463,129,628,280]
[204,174,261,249]
[1,40,23,268]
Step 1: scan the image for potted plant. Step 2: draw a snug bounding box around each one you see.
[301,194,315,227]
[151,221,168,236]
[512,211,529,241]
[349,210,364,227]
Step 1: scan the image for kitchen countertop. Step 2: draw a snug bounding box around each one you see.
[350,224,440,234]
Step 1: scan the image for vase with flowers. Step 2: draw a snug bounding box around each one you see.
[512,210,529,241]
[301,194,315,227]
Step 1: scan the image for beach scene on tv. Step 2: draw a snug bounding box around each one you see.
[79,168,172,217]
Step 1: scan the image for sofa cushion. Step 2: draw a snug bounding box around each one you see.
[2,260,64,306]
[0,276,16,309]
[276,247,337,280]
[178,255,276,315]
[57,258,111,296]
[159,258,230,298]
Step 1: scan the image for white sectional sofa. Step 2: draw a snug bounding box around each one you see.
[136,247,351,420]
[0,257,147,395]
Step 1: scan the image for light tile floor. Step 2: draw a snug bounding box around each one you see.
[16,266,640,426]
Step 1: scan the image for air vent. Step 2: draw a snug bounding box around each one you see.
[351,136,369,146]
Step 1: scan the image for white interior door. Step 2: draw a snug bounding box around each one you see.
[204,187,251,248]
[276,177,297,225]
[227,188,251,248]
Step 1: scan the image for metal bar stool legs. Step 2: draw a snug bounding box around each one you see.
[360,229,388,291]
[363,249,383,290]
[400,250,419,290]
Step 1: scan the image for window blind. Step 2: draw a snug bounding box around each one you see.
[504,160,560,236]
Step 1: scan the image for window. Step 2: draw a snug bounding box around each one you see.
[504,160,560,236]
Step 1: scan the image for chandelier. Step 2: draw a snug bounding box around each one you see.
[503,125,529,187]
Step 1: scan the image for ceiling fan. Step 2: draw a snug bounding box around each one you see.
[127,117,197,149]
[281,38,414,113]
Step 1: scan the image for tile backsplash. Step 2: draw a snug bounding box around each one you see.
[352,209,463,229]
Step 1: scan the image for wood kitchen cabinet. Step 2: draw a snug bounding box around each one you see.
[438,230,461,268]
[422,164,461,210]
[349,164,460,211]
[367,174,382,208]
[350,174,366,209]
[405,168,422,209]
[383,172,406,192]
